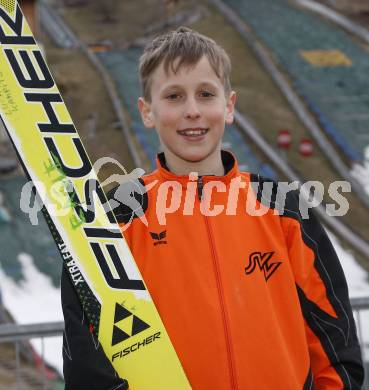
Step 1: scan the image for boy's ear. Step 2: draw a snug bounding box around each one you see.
[137,97,155,128]
[225,90,237,125]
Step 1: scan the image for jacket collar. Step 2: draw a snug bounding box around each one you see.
[155,150,240,184]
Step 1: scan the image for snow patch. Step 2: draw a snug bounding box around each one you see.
[326,228,369,360]
[326,229,369,297]
[0,253,63,375]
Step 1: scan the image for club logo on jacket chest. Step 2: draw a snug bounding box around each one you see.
[245,251,282,281]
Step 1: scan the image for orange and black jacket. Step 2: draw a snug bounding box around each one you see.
[62,150,364,389]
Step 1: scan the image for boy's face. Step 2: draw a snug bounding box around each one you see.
[138,55,236,172]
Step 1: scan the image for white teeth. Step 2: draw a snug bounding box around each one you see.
[179,129,208,136]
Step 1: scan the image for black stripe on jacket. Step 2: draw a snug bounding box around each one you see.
[250,174,364,389]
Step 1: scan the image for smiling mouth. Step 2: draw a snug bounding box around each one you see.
[177,128,209,136]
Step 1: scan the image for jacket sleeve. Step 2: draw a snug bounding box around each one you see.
[61,264,129,390]
[284,191,364,389]
[61,184,142,389]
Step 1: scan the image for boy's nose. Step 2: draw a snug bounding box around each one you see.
[184,98,201,119]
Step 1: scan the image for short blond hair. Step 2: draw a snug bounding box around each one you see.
[138,26,232,102]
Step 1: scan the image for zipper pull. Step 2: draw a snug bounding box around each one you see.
[197,176,203,201]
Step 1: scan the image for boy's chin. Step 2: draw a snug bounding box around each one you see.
[177,151,211,163]
[163,144,221,167]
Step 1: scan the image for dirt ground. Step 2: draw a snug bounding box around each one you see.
[318,0,369,15]
[41,36,135,181]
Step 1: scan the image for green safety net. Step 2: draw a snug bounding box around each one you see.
[224,0,369,163]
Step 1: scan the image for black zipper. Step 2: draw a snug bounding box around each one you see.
[197,175,204,201]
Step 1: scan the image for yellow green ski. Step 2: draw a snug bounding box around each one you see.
[0,1,191,388]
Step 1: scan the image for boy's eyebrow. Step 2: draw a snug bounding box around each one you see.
[161,81,220,91]
[198,81,219,89]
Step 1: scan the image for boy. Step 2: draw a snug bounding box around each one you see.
[61,27,364,389]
